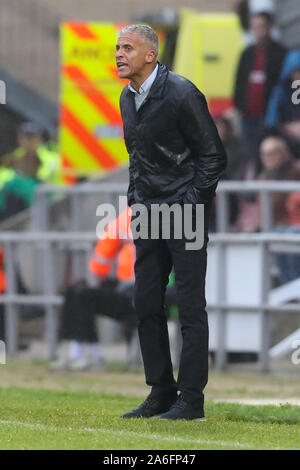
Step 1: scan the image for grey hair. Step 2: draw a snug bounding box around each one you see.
[118,24,159,57]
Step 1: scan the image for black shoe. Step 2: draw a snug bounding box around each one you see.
[120,392,178,419]
[159,394,205,421]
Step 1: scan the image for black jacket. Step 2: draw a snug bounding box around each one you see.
[119,62,227,207]
[233,39,287,115]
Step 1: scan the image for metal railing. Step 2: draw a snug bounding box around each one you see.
[1,180,300,370]
[34,179,300,233]
[216,180,300,232]
[1,230,300,371]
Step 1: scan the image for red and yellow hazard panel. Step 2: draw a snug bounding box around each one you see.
[59,22,128,181]
[59,22,166,182]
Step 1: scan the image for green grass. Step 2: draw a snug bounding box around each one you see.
[0,386,299,450]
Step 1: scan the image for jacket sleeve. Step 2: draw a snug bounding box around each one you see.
[178,86,227,201]
[119,88,136,207]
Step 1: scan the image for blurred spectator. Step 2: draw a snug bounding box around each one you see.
[265,50,300,156]
[0,172,38,221]
[214,114,252,228]
[42,128,59,153]
[234,135,300,232]
[235,1,279,44]
[0,122,61,221]
[2,122,61,184]
[0,166,15,190]
[286,192,300,226]
[214,114,252,180]
[50,278,137,371]
[258,136,300,226]
[233,11,286,171]
[257,136,300,283]
[273,190,300,284]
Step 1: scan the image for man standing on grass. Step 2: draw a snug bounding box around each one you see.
[116,25,227,420]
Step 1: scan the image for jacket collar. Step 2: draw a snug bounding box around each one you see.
[126,62,168,100]
[128,63,159,95]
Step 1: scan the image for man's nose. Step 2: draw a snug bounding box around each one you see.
[116,48,123,60]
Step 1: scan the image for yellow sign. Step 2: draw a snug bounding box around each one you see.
[174,11,244,115]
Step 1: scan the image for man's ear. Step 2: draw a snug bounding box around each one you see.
[146,49,156,64]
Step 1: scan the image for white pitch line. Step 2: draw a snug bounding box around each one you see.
[0,419,253,449]
[215,398,300,407]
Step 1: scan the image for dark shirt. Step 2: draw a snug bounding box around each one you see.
[247,46,266,116]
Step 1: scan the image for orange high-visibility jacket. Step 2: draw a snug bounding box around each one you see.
[89,206,135,281]
[0,248,6,293]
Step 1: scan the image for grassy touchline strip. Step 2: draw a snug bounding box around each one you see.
[0,386,299,450]
[1,385,300,425]
[0,419,257,449]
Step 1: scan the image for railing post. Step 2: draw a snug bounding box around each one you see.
[86,244,98,286]
[41,240,58,359]
[70,192,85,280]
[31,192,48,230]
[33,191,58,359]
[216,190,229,232]
[259,241,272,372]
[261,190,273,232]
[215,241,228,370]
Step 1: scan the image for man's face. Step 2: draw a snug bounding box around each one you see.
[116,32,155,81]
[260,138,288,170]
[250,16,272,44]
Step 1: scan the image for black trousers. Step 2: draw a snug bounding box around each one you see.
[132,203,211,406]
